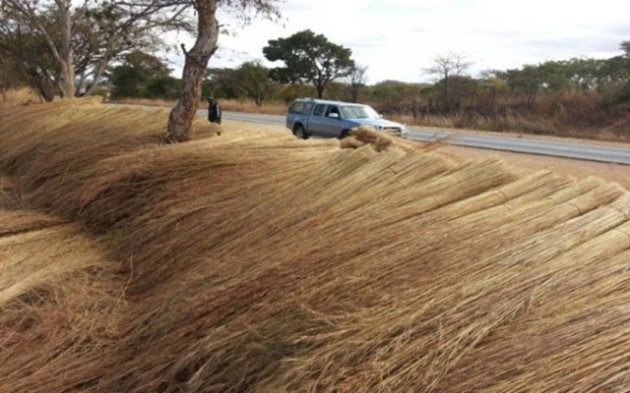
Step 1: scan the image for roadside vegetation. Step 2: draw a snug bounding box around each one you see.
[2,1,628,142]
[2,98,630,392]
[110,41,630,141]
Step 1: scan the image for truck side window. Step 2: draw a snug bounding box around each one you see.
[312,104,326,117]
[289,101,305,113]
[304,102,314,114]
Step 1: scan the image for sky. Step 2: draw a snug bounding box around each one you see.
[168,0,630,84]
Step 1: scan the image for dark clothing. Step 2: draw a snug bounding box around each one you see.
[208,99,222,124]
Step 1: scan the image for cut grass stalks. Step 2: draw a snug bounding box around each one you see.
[0,100,629,392]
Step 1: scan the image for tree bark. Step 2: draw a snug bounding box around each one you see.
[165,0,219,143]
[57,0,75,98]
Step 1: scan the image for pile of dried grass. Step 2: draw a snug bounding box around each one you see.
[0,209,124,392]
[1,100,629,392]
[0,88,41,108]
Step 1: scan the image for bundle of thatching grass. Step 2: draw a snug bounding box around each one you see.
[0,208,125,392]
[1,100,629,392]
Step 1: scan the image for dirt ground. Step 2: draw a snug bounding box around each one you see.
[437,145,630,190]
[226,121,630,190]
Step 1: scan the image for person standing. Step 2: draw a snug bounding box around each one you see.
[208,97,222,125]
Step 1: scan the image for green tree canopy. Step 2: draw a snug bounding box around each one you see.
[263,29,355,98]
[109,51,173,99]
[202,67,240,99]
[233,61,276,106]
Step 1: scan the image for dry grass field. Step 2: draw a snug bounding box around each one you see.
[1,99,629,392]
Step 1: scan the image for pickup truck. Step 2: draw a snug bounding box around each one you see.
[286,98,409,139]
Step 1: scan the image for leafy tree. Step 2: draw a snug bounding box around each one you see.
[71,1,193,97]
[277,83,316,103]
[233,61,275,106]
[263,29,355,99]
[367,80,425,116]
[0,0,192,100]
[0,49,29,94]
[2,0,75,97]
[145,76,182,100]
[502,65,545,106]
[369,80,414,102]
[109,51,172,99]
[536,61,573,92]
[561,58,606,91]
[605,41,630,104]
[202,67,240,100]
[0,9,58,100]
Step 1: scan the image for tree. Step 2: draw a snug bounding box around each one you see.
[165,0,280,143]
[263,30,355,99]
[606,41,630,104]
[234,61,275,106]
[424,52,472,111]
[71,1,193,97]
[202,67,240,100]
[145,76,182,100]
[3,0,76,97]
[0,9,59,100]
[0,0,193,99]
[109,51,173,99]
[348,64,368,103]
[0,49,24,92]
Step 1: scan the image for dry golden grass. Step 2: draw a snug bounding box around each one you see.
[0,99,629,392]
[116,97,287,115]
[0,88,42,108]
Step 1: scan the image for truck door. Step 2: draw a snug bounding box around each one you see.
[307,103,328,136]
[320,105,343,137]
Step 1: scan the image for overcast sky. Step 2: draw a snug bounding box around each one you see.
[169,0,629,84]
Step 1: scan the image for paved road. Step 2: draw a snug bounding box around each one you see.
[221,111,630,166]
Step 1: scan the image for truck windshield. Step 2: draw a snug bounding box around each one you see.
[340,105,380,119]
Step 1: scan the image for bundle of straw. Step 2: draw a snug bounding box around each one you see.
[0,100,629,392]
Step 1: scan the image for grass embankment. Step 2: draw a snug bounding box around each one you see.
[1,99,629,392]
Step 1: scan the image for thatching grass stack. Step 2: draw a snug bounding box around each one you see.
[0,100,629,392]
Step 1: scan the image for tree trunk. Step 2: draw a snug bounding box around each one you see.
[315,83,324,98]
[165,0,219,143]
[84,57,111,96]
[57,0,75,98]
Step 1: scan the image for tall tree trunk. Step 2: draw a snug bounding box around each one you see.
[56,0,75,98]
[165,0,219,143]
[315,82,324,98]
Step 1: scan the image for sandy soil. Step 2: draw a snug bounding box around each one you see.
[226,120,630,190]
[437,145,630,190]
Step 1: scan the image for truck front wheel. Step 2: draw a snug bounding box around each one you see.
[293,124,309,140]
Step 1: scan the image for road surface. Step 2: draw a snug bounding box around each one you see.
[220,111,630,166]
